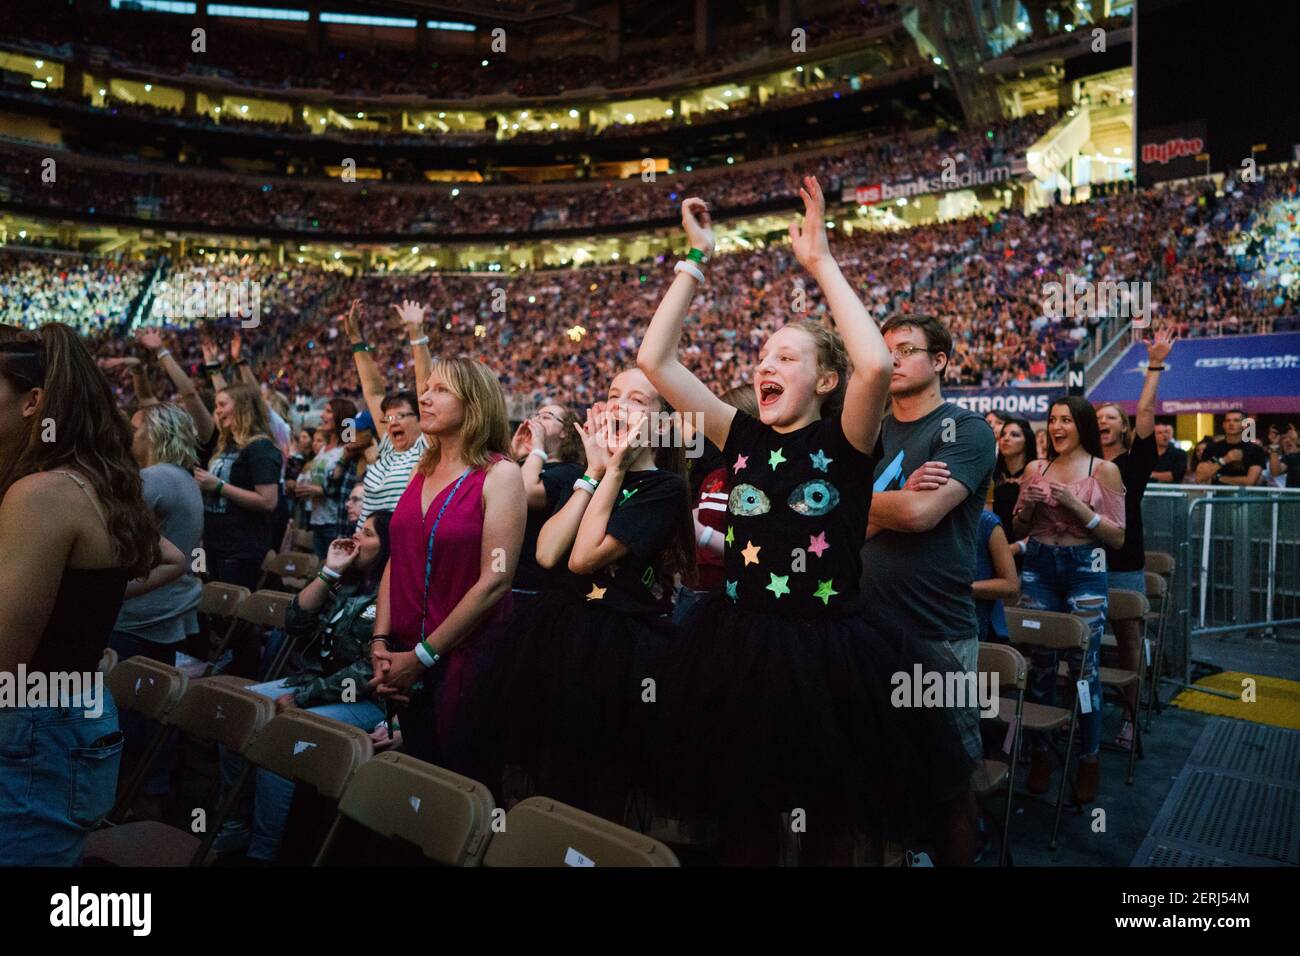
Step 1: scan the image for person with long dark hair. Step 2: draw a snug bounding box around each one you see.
[510,400,586,600]
[483,368,695,823]
[215,510,394,863]
[0,324,184,866]
[1097,325,1175,749]
[991,415,1036,540]
[1012,395,1126,803]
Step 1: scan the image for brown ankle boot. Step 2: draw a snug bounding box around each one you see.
[1028,750,1052,794]
[1074,757,1101,803]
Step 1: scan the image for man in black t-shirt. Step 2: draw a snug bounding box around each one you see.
[1195,409,1266,486]
[1150,422,1188,484]
[1268,426,1300,489]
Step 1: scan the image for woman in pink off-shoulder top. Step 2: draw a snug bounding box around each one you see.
[1011,396,1125,806]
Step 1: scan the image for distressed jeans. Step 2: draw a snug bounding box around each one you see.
[1019,540,1108,756]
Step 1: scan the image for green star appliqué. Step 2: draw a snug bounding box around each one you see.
[619,487,640,506]
[809,449,833,472]
[813,579,839,605]
[724,524,735,546]
[725,580,738,602]
[766,573,791,598]
[768,447,787,470]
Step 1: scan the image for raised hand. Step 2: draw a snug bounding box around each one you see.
[392,299,427,330]
[681,198,715,259]
[199,331,219,365]
[135,328,165,352]
[230,332,243,363]
[574,403,610,477]
[511,420,534,459]
[607,409,648,470]
[1143,324,1176,366]
[324,537,359,574]
[342,298,363,345]
[788,175,831,271]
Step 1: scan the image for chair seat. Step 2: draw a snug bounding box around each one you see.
[84,821,200,867]
[1099,666,1139,689]
[998,697,1072,731]
[971,759,1009,795]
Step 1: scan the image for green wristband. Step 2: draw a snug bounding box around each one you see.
[687,247,707,264]
[215,479,225,497]
[351,342,376,354]
[580,474,601,487]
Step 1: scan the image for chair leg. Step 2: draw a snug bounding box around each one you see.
[203,620,245,677]
[999,708,1021,868]
[1050,709,1078,852]
[190,762,251,866]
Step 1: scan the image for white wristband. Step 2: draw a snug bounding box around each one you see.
[698,525,715,548]
[674,260,705,282]
[320,565,342,581]
[409,336,429,346]
[156,348,171,359]
[529,447,549,463]
[573,477,597,495]
[1085,512,1102,531]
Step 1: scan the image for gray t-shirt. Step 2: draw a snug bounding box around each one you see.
[860,402,996,641]
[113,463,205,644]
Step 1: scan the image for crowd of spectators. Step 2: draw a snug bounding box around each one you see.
[3,0,901,99]
[0,253,152,334]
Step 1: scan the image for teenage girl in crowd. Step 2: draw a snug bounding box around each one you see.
[509,400,585,604]
[1097,326,1174,749]
[1012,396,1125,803]
[368,358,526,778]
[991,416,1037,545]
[639,180,975,864]
[0,324,184,866]
[481,369,695,822]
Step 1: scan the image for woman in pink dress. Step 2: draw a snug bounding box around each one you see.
[369,357,526,774]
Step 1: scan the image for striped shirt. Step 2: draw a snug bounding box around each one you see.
[358,432,428,530]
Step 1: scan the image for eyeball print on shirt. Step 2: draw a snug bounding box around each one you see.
[729,483,771,516]
[788,479,840,516]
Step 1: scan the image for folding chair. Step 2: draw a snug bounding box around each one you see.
[291,527,315,552]
[97,647,118,675]
[103,657,189,824]
[1003,607,1090,852]
[1101,589,1150,786]
[258,551,320,592]
[87,678,276,866]
[240,710,373,864]
[1143,551,1176,726]
[483,796,680,867]
[313,751,497,867]
[973,641,1027,867]
[203,589,294,677]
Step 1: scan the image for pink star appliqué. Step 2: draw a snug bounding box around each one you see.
[808,532,830,558]
[732,454,748,474]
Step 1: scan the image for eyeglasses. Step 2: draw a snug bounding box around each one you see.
[890,344,935,361]
[381,412,418,424]
[535,411,564,424]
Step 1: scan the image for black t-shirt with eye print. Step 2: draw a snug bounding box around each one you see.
[721,410,877,619]
[550,467,688,619]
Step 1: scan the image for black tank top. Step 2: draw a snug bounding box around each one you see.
[24,471,129,674]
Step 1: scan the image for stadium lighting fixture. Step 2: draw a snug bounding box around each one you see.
[569,109,579,118]
[528,295,536,303]
[723,90,731,97]
[896,197,908,205]
[240,104,248,113]
[214,106,221,113]
[520,110,528,118]
[333,251,341,260]
[357,112,364,119]
[1113,147,1122,154]
[451,188,460,197]
[665,108,673,116]
[98,88,106,95]
[1017,21,1029,31]
[726,156,734,164]
[144,83,153,91]
[298,256,304,263]
[438,112,446,119]
[932,56,943,65]
[481,59,489,67]
[30,80,46,89]
[795,66,803,72]
[511,123,518,130]
[319,118,326,125]
[1064,23,1074,32]
[34,60,43,68]
[411,246,419,253]
[417,122,425,129]
[826,221,835,229]
[550,122,558,129]
[18,230,26,238]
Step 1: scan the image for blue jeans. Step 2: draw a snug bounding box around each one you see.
[0,696,123,866]
[1019,541,1108,757]
[219,678,384,862]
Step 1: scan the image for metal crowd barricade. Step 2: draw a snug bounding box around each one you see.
[1141,484,1300,699]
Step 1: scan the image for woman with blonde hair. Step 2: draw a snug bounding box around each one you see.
[368,357,526,775]
[194,382,283,594]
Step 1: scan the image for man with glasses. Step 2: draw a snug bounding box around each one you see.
[860,314,996,866]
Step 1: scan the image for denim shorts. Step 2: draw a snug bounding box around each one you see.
[0,696,123,866]
[940,635,984,763]
[1108,569,1147,594]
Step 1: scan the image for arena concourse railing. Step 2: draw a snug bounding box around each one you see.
[1141,484,1300,698]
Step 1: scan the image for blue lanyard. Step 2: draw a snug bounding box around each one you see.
[419,468,471,642]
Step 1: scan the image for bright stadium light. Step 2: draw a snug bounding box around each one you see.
[481,59,489,67]
[34,60,43,68]
[451,187,460,197]
[411,246,419,253]
[98,88,106,95]
[144,83,152,91]
[240,104,248,113]
[569,109,579,118]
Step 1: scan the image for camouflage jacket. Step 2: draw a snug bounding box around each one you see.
[280,583,378,709]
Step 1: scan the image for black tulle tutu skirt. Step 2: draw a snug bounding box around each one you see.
[470,588,678,814]
[653,592,978,835]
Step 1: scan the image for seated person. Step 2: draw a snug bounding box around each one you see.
[215,511,391,863]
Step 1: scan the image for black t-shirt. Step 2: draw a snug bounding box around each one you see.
[1207,439,1267,482]
[550,467,688,617]
[1152,444,1188,483]
[1106,432,1157,573]
[991,466,1028,535]
[515,460,583,591]
[860,402,996,640]
[1280,452,1300,489]
[722,410,877,619]
[203,437,283,562]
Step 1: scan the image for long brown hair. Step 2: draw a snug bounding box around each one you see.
[652,399,699,588]
[417,357,512,474]
[0,324,159,578]
[214,383,273,456]
[787,319,849,419]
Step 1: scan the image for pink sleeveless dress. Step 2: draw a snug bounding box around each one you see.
[388,456,511,740]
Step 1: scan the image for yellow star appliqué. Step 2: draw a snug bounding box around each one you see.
[586,583,607,601]
[741,540,762,566]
